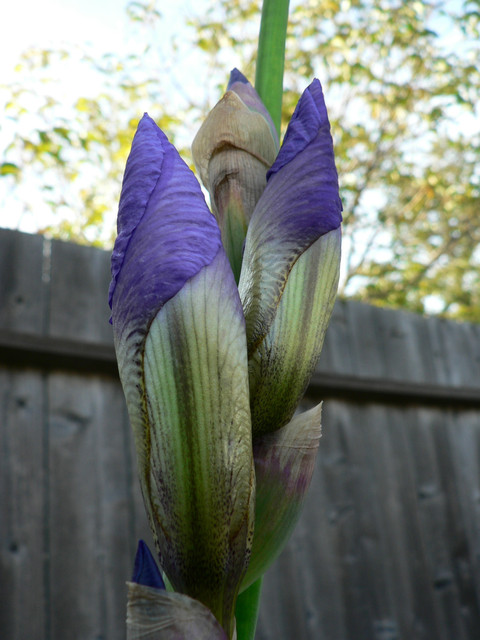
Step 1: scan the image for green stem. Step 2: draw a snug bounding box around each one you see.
[255,0,290,136]
[235,577,263,640]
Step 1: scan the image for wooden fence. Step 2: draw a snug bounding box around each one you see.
[1,227,480,639]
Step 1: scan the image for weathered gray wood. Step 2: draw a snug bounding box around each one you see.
[1,230,480,639]
[2,230,480,399]
[48,238,113,343]
[256,401,480,640]
[317,297,480,390]
[47,373,106,639]
[0,368,47,640]
[0,228,47,334]
[46,372,151,640]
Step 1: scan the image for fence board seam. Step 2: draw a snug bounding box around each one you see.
[311,371,480,408]
[1,329,480,408]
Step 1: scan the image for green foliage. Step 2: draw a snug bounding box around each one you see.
[191,0,480,321]
[255,0,290,133]
[1,3,184,246]
[1,0,479,320]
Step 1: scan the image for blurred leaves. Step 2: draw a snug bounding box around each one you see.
[0,2,184,246]
[191,0,480,321]
[1,0,479,320]
[0,163,20,176]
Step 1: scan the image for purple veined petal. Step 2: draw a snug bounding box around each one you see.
[227,68,279,151]
[240,403,322,591]
[127,582,229,639]
[110,115,254,637]
[141,248,254,638]
[109,113,164,311]
[238,79,342,356]
[132,540,165,590]
[109,113,222,330]
[110,114,222,513]
[267,78,330,177]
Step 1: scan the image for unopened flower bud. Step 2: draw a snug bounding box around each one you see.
[192,69,279,280]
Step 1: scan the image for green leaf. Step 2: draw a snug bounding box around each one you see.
[0,162,20,176]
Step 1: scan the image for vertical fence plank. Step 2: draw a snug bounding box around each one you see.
[95,376,153,637]
[48,373,103,640]
[92,376,138,638]
[48,239,113,344]
[404,408,477,640]
[0,229,46,334]
[438,320,480,387]
[46,372,152,640]
[446,410,480,637]
[316,298,356,375]
[364,405,442,639]
[0,368,46,640]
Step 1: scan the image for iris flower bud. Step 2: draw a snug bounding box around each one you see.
[113,68,342,637]
[109,115,255,638]
[238,79,342,436]
[235,77,341,581]
[192,69,279,280]
[241,403,322,590]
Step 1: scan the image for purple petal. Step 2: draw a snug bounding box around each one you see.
[109,113,222,334]
[227,68,279,150]
[109,113,165,311]
[241,403,322,590]
[267,79,332,177]
[227,67,249,87]
[239,79,342,354]
[132,540,165,590]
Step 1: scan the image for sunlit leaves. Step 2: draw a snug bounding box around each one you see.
[0,163,20,177]
[0,3,183,245]
[1,0,479,319]
[187,0,480,320]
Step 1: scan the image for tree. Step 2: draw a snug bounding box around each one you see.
[191,0,480,321]
[0,1,186,245]
[1,0,479,320]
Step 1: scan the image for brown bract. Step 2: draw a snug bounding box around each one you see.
[192,90,278,224]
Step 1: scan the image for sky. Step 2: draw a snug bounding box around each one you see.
[1,0,128,233]
[0,0,218,234]
[1,0,475,245]
[2,0,128,77]
[1,0,211,94]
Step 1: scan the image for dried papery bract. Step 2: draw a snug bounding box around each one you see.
[192,69,279,280]
[126,582,229,640]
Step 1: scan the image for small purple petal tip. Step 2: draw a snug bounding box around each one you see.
[132,540,165,590]
[268,79,332,180]
[227,68,249,88]
[224,69,279,151]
